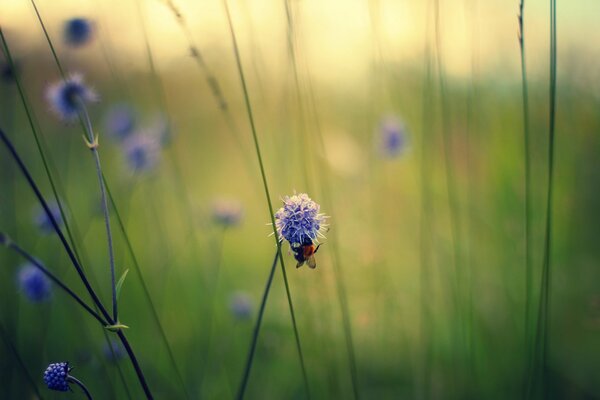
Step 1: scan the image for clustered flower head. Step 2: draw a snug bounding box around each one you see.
[34,202,64,234]
[17,263,52,302]
[229,292,253,320]
[43,362,71,392]
[275,193,327,246]
[379,116,408,158]
[63,17,95,47]
[212,198,243,227]
[46,74,98,121]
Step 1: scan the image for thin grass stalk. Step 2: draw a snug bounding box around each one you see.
[103,175,190,399]
[222,1,311,398]
[236,248,280,400]
[280,6,361,395]
[2,238,108,325]
[0,27,81,266]
[161,0,257,174]
[0,128,154,399]
[518,0,535,395]
[433,0,465,389]
[301,74,361,400]
[77,102,119,322]
[1,28,134,399]
[418,4,435,396]
[0,319,44,398]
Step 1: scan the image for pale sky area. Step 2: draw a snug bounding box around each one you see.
[1,0,599,85]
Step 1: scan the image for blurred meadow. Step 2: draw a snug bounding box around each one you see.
[1,0,599,398]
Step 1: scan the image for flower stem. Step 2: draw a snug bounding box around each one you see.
[1,237,107,326]
[68,376,93,400]
[77,101,119,323]
[0,127,154,399]
[0,127,112,323]
[222,1,311,398]
[236,248,279,400]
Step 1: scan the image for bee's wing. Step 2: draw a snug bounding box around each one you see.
[296,260,305,268]
[307,255,317,269]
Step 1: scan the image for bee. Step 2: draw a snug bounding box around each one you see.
[292,238,322,269]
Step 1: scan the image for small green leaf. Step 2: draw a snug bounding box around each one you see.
[105,324,129,332]
[116,269,129,301]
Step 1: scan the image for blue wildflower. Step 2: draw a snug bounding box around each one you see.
[64,18,95,47]
[212,198,243,227]
[43,362,71,392]
[17,263,52,302]
[104,103,136,141]
[102,339,125,363]
[274,193,327,246]
[379,117,408,158]
[34,202,64,234]
[46,74,98,121]
[229,292,253,320]
[122,133,161,173]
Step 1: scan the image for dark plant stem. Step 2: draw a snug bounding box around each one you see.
[2,237,107,326]
[236,249,279,400]
[223,1,311,398]
[0,27,82,266]
[116,330,154,399]
[0,128,154,399]
[0,127,112,322]
[68,376,93,400]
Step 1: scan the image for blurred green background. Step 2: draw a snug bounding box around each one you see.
[0,0,599,398]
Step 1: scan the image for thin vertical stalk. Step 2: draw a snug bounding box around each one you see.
[222,1,311,398]
[0,128,154,399]
[78,102,118,322]
[0,319,43,399]
[103,175,190,399]
[518,0,534,394]
[236,249,279,400]
[529,1,557,398]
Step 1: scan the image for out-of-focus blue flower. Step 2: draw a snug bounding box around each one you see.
[275,193,327,246]
[1,61,16,84]
[229,292,253,320]
[102,339,125,363]
[64,18,95,47]
[212,198,243,227]
[104,104,136,141]
[34,202,64,234]
[46,74,98,121]
[122,133,161,173]
[379,117,408,158]
[43,362,70,392]
[18,263,52,302]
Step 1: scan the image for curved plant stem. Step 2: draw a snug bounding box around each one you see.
[222,1,311,398]
[68,376,93,400]
[0,127,111,322]
[0,128,154,399]
[2,238,107,326]
[518,0,534,395]
[236,249,279,400]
